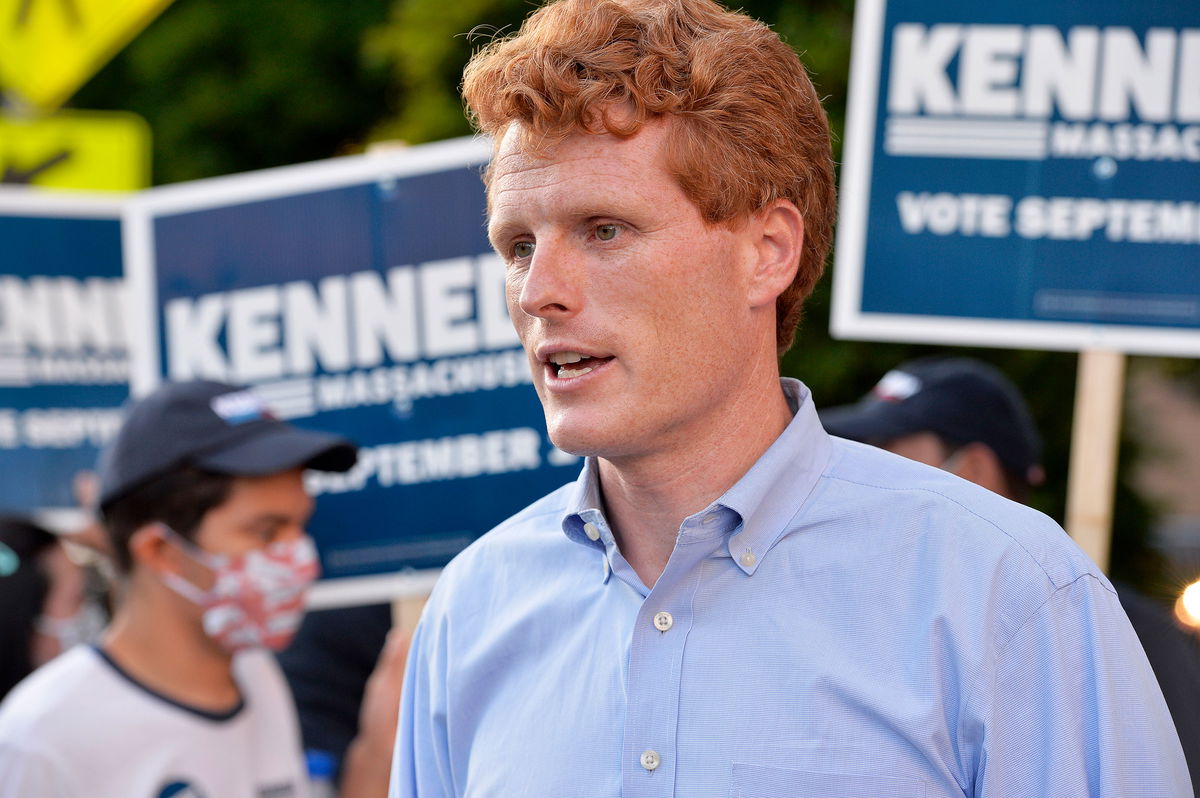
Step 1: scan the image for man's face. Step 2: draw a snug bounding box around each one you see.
[487,117,767,462]
[184,468,313,589]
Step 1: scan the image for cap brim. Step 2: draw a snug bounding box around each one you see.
[818,400,925,444]
[195,425,357,476]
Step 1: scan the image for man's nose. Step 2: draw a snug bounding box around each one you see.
[516,238,582,320]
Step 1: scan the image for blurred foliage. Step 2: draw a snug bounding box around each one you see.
[73,0,393,184]
[68,0,1177,593]
[362,0,524,145]
[358,0,857,152]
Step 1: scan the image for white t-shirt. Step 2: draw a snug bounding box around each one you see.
[0,645,309,798]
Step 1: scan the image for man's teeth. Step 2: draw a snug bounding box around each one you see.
[549,351,597,378]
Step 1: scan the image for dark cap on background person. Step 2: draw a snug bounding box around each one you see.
[819,357,1044,487]
[98,380,357,513]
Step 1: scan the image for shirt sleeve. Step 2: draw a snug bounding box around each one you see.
[390,607,456,798]
[971,573,1193,797]
[0,741,79,798]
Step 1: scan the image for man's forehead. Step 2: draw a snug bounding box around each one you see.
[486,118,673,204]
[494,123,649,170]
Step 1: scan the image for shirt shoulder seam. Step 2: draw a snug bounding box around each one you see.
[820,471,1091,590]
[955,571,1110,782]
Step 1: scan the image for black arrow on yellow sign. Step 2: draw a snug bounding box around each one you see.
[2,149,72,183]
[15,0,82,29]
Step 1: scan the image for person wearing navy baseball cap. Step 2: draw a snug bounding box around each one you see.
[819,356,1045,501]
[0,380,397,798]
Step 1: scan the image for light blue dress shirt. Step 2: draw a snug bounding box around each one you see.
[392,379,1190,797]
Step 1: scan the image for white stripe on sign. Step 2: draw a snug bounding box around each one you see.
[887,117,1048,139]
[886,140,1047,157]
[254,379,316,419]
[264,399,317,420]
[0,359,30,386]
[885,138,1047,159]
[885,116,1049,159]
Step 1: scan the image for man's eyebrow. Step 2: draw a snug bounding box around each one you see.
[246,513,290,526]
[244,509,310,528]
[487,218,522,248]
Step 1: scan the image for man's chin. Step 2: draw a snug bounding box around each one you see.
[546,423,615,460]
[546,434,600,459]
[544,401,650,460]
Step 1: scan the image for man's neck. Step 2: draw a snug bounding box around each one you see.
[598,378,794,588]
[102,577,239,711]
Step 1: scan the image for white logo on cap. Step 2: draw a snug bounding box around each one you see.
[873,370,922,402]
[210,391,268,425]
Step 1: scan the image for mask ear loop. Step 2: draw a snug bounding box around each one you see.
[154,523,221,605]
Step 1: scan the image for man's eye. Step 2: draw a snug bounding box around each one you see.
[595,224,620,241]
[512,241,535,259]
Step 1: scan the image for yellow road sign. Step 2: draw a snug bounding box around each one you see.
[0,110,150,190]
[0,0,175,112]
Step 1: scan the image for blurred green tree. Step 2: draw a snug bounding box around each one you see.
[73,0,393,184]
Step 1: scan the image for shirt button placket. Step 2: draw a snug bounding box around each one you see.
[625,602,691,796]
[624,538,707,798]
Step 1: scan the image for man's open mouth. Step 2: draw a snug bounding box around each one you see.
[548,351,612,378]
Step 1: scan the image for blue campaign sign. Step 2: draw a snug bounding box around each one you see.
[0,191,128,515]
[125,138,581,605]
[833,0,1200,355]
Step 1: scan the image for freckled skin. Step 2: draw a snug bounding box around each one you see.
[487,118,774,471]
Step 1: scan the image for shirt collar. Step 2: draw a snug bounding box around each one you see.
[560,459,613,581]
[718,378,832,574]
[560,378,832,578]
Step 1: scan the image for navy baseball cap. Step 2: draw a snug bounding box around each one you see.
[819,357,1043,483]
[98,380,357,511]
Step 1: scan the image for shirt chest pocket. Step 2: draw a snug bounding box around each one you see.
[731,764,927,798]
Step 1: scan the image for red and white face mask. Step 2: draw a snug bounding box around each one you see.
[157,525,319,652]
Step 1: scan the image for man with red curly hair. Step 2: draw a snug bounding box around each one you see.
[392,1,1189,796]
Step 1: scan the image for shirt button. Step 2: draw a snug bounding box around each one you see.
[739,550,757,568]
[652,611,674,632]
[640,750,661,771]
[583,522,600,541]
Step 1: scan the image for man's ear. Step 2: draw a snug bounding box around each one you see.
[746,198,805,308]
[128,524,178,575]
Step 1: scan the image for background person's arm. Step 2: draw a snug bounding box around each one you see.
[340,629,410,798]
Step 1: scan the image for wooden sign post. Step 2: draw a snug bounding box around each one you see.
[392,595,428,639]
[1065,349,1127,573]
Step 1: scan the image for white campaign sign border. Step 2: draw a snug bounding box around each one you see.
[307,568,443,610]
[122,135,495,607]
[830,0,1200,358]
[0,187,125,218]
